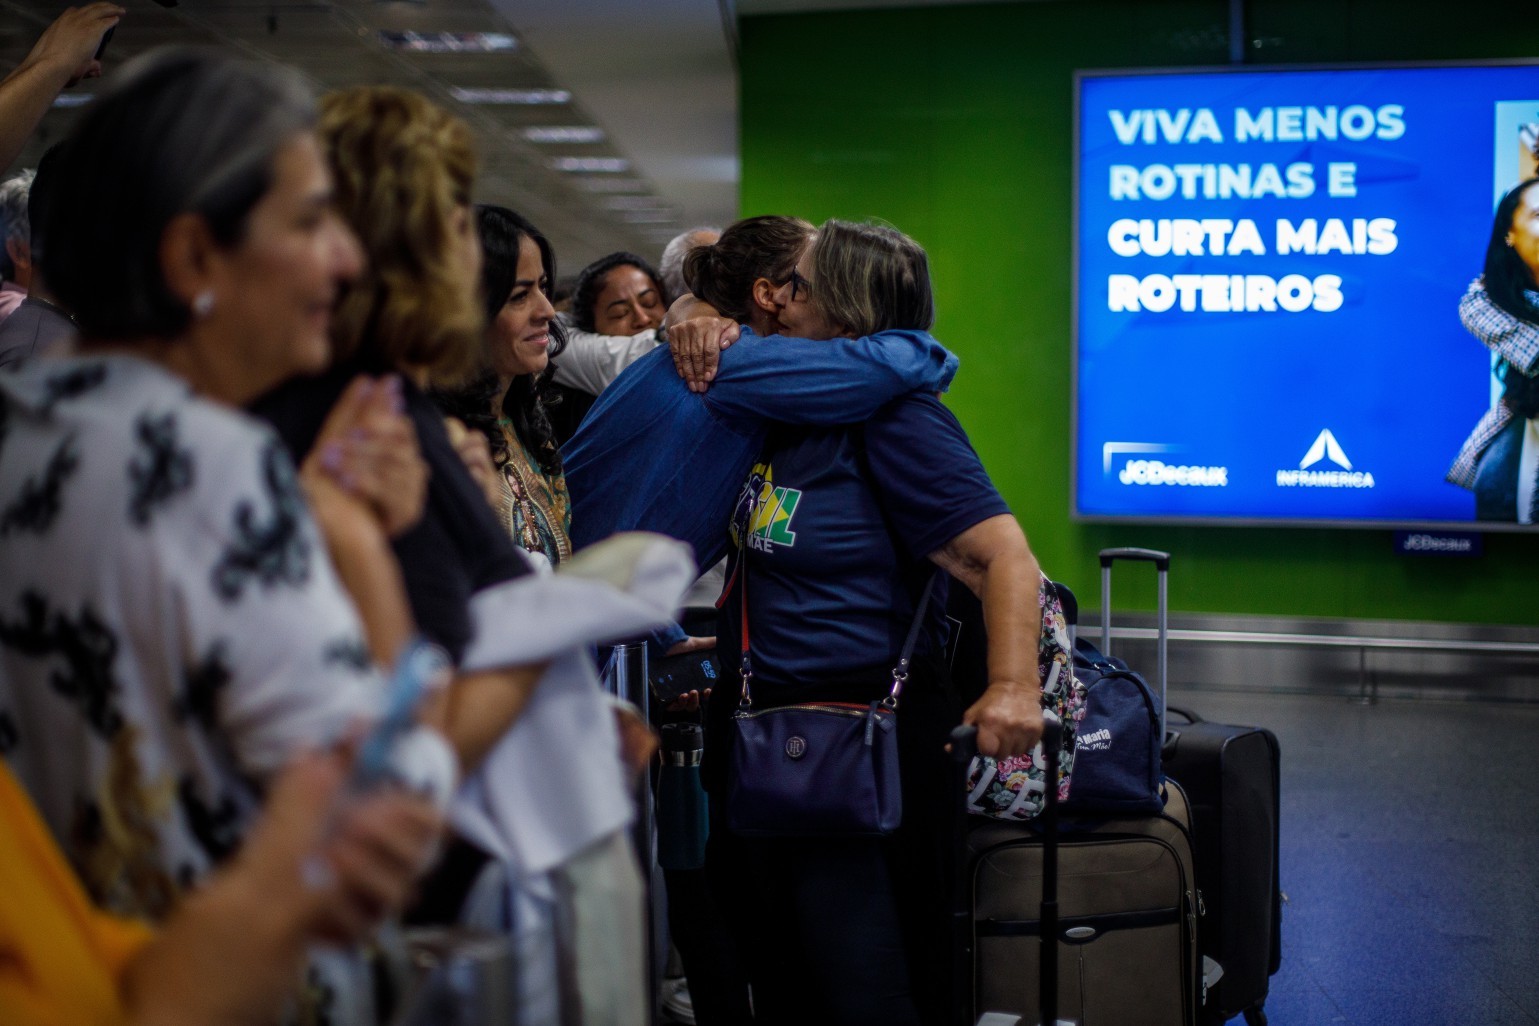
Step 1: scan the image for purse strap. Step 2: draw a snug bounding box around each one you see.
[734,542,940,710]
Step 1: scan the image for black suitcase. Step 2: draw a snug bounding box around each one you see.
[1162,708,1283,1026]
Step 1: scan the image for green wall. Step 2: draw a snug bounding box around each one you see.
[739,0,1539,625]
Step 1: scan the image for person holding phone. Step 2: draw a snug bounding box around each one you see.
[0,4,124,171]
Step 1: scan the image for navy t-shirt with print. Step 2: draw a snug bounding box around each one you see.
[724,392,1010,690]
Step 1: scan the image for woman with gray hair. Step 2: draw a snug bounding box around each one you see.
[0,48,452,1023]
[704,220,1080,1025]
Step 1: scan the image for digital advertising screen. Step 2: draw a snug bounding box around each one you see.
[1074,62,1539,529]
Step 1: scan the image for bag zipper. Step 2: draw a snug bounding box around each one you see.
[731,701,879,720]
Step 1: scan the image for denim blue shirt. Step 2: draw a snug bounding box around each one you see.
[563,327,959,645]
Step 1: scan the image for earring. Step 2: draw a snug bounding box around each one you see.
[192,290,215,318]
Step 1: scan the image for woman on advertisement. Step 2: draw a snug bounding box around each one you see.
[1447,177,1539,522]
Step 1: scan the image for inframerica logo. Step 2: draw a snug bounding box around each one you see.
[1275,430,1376,489]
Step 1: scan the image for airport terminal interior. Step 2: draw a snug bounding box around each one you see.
[1,0,1536,1024]
[1166,687,1539,1026]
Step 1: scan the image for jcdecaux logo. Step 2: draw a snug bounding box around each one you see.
[1103,443,1228,487]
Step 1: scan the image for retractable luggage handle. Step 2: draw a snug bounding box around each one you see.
[948,713,1070,1026]
[948,724,978,1026]
[1098,547,1171,751]
[1039,709,1065,1026]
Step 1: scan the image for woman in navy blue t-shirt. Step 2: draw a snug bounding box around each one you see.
[708,221,1060,1025]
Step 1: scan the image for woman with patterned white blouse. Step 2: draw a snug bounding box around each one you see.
[0,49,454,1021]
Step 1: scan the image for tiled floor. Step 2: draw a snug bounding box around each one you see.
[1165,689,1539,1026]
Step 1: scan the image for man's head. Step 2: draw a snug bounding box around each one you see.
[658,226,720,304]
[0,169,36,288]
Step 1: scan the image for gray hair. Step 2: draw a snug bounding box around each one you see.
[0,168,34,280]
[41,48,317,340]
[659,226,720,304]
[809,220,934,338]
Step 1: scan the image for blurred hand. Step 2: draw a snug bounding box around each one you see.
[119,751,440,1023]
[668,317,740,393]
[24,4,123,87]
[303,375,428,538]
[962,682,1045,759]
[235,751,442,947]
[665,689,709,714]
[614,704,659,780]
[444,416,503,512]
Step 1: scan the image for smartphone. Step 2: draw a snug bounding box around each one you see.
[349,639,449,792]
[649,649,721,706]
[94,26,114,62]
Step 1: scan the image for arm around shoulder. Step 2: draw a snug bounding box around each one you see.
[705,329,959,426]
[550,320,660,396]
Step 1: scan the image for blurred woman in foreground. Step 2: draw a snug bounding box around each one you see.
[0,46,449,917]
[251,86,660,1024]
[0,48,449,1024]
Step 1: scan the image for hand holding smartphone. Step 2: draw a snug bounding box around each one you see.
[649,649,721,707]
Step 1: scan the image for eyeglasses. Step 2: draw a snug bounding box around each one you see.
[787,268,811,302]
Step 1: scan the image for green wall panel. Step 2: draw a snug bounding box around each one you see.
[739,0,1539,624]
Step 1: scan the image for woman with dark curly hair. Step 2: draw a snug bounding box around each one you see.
[1447,177,1539,522]
[571,250,666,337]
[546,251,667,443]
[436,205,572,568]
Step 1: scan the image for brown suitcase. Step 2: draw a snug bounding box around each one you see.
[967,780,1200,1026]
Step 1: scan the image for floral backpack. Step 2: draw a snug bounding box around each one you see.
[963,576,1087,821]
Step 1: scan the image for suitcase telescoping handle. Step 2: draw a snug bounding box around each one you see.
[948,715,1069,1026]
[1098,547,1170,752]
[948,724,978,1026]
[1039,709,1065,1026]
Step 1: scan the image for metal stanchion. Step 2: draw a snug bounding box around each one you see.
[393,927,516,1026]
[603,642,666,1022]
[605,643,654,862]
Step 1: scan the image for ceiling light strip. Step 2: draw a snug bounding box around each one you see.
[523,126,606,144]
[452,87,570,105]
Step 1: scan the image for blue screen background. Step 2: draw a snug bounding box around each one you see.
[1076,65,1539,524]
